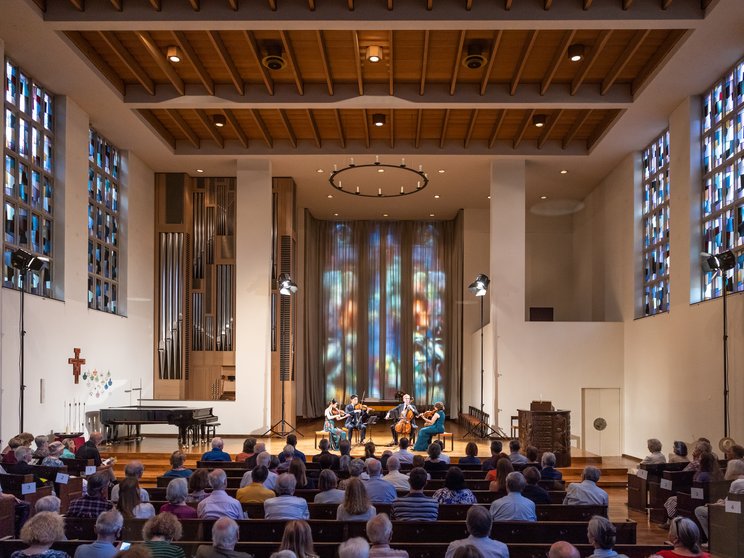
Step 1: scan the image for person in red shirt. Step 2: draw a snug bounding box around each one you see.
[652,517,710,558]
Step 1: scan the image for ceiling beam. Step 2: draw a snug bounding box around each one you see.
[63,32,125,95]
[348,0,354,10]
[98,31,155,96]
[622,0,632,9]
[138,109,176,149]
[134,31,185,95]
[167,109,199,148]
[110,0,122,10]
[601,29,649,95]
[334,109,345,148]
[250,109,273,147]
[148,0,161,10]
[583,0,593,8]
[537,109,563,148]
[420,31,430,96]
[195,109,225,148]
[466,0,473,9]
[661,0,672,7]
[316,31,334,96]
[544,0,553,9]
[562,109,591,149]
[439,109,450,148]
[480,31,503,96]
[450,31,467,96]
[426,0,433,9]
[69,0,84,10]
[488,110,506,148]
[587,110,621,150]
[244,31,274,96]
[571,30,612,95]
[223,109,248,148]
[362,109,371,149]
[207,31,244,96]
[513,109,535,149]
[173,31,214,96]
[228,0,239,9]
[389,30,395,96]
[278,109,297,148]
[511,30,538,96]
[268,0,277,11]
[504,0,513,10]
[541,30,575,96]
[464,109,479,148]
[308,0,316,10]
[352,31,364,96]
[415,109,423,148]
[306,109,321,148]
[280,31,304,96]
[387,0,393,9]
[188,0,200,10]
[632,29,684,95]
[389,110,395,149]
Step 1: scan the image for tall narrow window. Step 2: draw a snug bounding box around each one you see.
[701,56,744,300]
[88,129,121,313]
[641,129,671,315]
[3,59,54,296]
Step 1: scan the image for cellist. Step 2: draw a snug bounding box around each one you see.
[385,393,418,445]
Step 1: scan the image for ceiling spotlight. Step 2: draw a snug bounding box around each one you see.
[316,168,324,173]
[10,248,49,273]
[434,195,440,199]
[166,45,182,63]
[377,168,385,173]
[429,213,435,217]
[468,273,490,297]
[560,169,568,174]
[327,194,333,198]
[533,114,546,128]
[487,195,491,199]
[366,45,383,63]
[212,114,226,128]
[463,42,488,69]
[704,250,736,272]
[383,213,389,217]
[372,113,386,127]
[334,213,339,216]
[262,42,287,71]
[196,169,204,173]
[540,195,548,200]
[438,169,445,174]
[278,273,298,296]
[567,44,585,62]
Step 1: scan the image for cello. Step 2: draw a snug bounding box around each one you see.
[394,405,415,436]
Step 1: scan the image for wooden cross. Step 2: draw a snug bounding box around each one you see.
[68,348,86,384]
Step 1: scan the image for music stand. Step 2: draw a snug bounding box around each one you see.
[363,415,379,443]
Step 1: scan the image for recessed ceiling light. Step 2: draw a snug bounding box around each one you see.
[560,169,568,174]
[383,213,389,217]
[438,169,445,174]
[378,168,385,173]
[316,168,324,173]
[434,195,440,199]
[166,46,182,63]
[429,213,435,217]
[212,114,226,128]
[567,44,585,63]
[487,195,491,199]
[372,113,386,127]
[196,169,204,173]
[533,114,546,128]
[327,194,333,199]
[366,45,383,63]
[334,213,339,216]
[540,195,548,200]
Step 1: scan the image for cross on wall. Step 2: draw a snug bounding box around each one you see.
[68,348,86,384]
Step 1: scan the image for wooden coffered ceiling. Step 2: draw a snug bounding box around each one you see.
[32,0,707,155]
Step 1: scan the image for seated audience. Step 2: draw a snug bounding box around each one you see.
[41,442,65,467]
[489,472,536,521]
[13,447,37,478]
[525,446,540,465]
[236,438,257,463]
[198,469,243,520]
[240,451,278,490]
[111,461,150,502]
[435,441,451,464]
[487,458,514,497]
[392,438,414,465]
[117,477,155,519]
[187,468,211,503]
[10,511,68,558]
[586,515,628,558]
[236,465,275,504]
[18,433,34,448]
[312,439,340,469]
[271,551,298,558]
[694,459,744,539]
[652,517,710,558]
[339,538,370,558]
[279,434,306,464]
[445,505,508,558]
[450,545,483,558]
[364,442,377,460]
[337,477,376,521]
[563,466,608,506]
[548,542,580,558]
[724,444,744,461]
[459,442,481,466]
[35,495,61,514]
[163,451,192,479]
[202,437,231,462]
[522,466,550,505]
[264,473,310,520]
[289,459,315,489]
[363,459,397,503]
[433,467,476,504]
[67,472,113,519]
[508,440,528,464]
[61,439,76,459]
[641,438,667,465]
[668,441,689,464]
[75,432,104,467]
[382,456,410,491]
[380,450,393,470]
[313,469,345,504]
[142,512,186,558]
[246,442,266,469]
[2,437,22,464]
[540,452,563,482]
[277,445,296,473]
[279,520,317,558]
[391,467,438,521]
[339,439,352,458]
[73,509,124,558]
[683,440,713,473]
[195,517,253,558]
[33,435,49,461]
[160,478,197,519]
[424,443,448,473]
[339,458,368,489]
[366,513,408,558]
[696,452,723,482]
[113,546,151,558]
[482,441,507,471]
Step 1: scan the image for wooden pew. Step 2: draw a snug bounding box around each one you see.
[4,464,83,513]
[627,462,687,512]
[0,473,53,514]
[60,458,96,477]
[0,497,15,539]
[709,493,744,558]
[676,479,733,532]
[649,469,695,523]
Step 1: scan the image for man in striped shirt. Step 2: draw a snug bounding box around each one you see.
[391,467,438,521]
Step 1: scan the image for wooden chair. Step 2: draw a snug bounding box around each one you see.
[435,432,454,451]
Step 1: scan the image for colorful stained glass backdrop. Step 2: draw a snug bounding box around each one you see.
[702,56,744,299]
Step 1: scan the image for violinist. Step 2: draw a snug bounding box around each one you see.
[385,394,418,445]
[344,395,367,445]
[413,401,445,451]
[323,399,348,450]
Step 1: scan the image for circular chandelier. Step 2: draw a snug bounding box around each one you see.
[328,157,429,198]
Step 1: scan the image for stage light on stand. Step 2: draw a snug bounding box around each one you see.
[278,273,298,296]
[468,273,490,297]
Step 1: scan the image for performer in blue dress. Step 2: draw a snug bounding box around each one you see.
[323,399,348,450]
[413,402,445,451]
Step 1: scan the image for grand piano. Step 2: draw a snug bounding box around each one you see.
[100,406,218,446]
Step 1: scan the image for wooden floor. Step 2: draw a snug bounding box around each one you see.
[100,418,668,547]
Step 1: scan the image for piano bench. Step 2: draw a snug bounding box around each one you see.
[206,423,220,440]
[436,432,454,452]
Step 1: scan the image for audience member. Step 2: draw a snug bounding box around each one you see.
[563,466,608,506]
[366,513,408,558]
[424,443,448,473]
[641,439,667,465]
[235,438,257,463]
[459,443,480,466]
[435,441,451,464]
[339,439,352,458]
[279,521,317,558]
[586,515,628,558]
[380,450,393,470]
[240,452,278,490]
[339,459,368,489]
[42,442,65,467]
[18,433,34,448]
[67,472,113,518]
[486,458,513,496]
[264,473,310,520]
[116,478,155,519]
[35,495,61,514]
[32,435,50,461]
[338,538,370,558]
[364,442,377,460]
[540,452,563,481]
[312,439,340,469]
[668,441,689,464]
[525,446,540,465]
[10,511,68,558]
[433,467,476,504]
[201,438,231,462]
[522,466,550,505]
[289,459,315,489]
[482,441,507,472]
[450,545,484,558]
[245,442,266,469]
[236,465,275,504]
[652,517,710,558]
[337,477,376,521]
[73,509,124,558]
[61,439,76,459]
[279,434,306,463]
[363,459,396,503]
[187,468,211,503]
[163,451,192,479]
[445,505,508,558]
[113,545,151,558]
[13,447,37,479]
[683,440,713,473]
[194,517,253,558]
[270,552,297,558]
[75,432,104,467]
[696,452,723,482]
[382,456,410,491]
[277,445,296,473]
[197,469,243,520]
[391,467,438,521]
[694,459,744,540]
[724,444,744,461]
[489,472,536,521]
[548,542,580,558]
[142,512,185,558]
[313,469,345,504]
[392,438,414,465]
[160,478,198,519]
[508,440,528,464]
[111,461,150,502]
[2,437,22,464]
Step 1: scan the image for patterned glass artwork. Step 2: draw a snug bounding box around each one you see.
[87,129,121,314]
[702,55,744,300]
[641,129,671,315]
[3,59,54,296]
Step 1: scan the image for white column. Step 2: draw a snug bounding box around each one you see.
[235,160,273,432]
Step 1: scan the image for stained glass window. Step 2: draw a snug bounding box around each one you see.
[641,129,670,315]
[702,56,744,299]
[88,128,121,313]
[3,59,54,296]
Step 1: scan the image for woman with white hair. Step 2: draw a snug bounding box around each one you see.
[586,515,629,558]
[41,442,65,468]
[640,439,666,465]
[366,513,409,558]
[194,517,252,558]
[160,478,197,519]
[338,538,370,558]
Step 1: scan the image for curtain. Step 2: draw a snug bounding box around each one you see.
[302,212,463,417]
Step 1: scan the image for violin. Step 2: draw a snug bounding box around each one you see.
[330,407,348,420]
[354,403,375,412]
[417,409,436,421]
